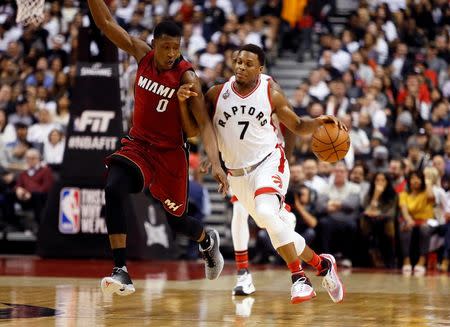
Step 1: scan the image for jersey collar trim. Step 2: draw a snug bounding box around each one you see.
[231,77,261,99]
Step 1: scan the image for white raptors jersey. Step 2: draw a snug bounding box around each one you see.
[229,74,285,147]
[214,77,278,169]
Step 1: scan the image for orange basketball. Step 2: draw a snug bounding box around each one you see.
[311,123,350,163]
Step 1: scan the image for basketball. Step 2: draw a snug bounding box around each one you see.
[311,123,350,163]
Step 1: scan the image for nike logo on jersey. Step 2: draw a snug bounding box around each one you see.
[137,76,176,99]
[218,104,268,128]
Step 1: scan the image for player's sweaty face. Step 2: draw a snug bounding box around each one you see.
[154,36,181,70]
[234,51,262,84]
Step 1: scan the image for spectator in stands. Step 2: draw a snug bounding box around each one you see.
[43,128,65,167]
[27,108,57,145]
[317,162,360,268]
[349,163,370,204]
[430,100,449,141]
[317,161,332,180]
[302,158,327,195]
[308,69,329,102]
[399,170,435,276]
[53,94,70,130]
[325,79,350,118]
[291,185,318,246]
[198,42,224,70]
[8,96,34,127]
[405,140,430,173]
[4,122,33,170]
[12,148,54,233]
[343,114,370,160]
[202,0,226,42]
[360,172,398,268]
[0,84,14,115]
[0,109,15,144]
[367,145,389,174]
[389,158,407,193]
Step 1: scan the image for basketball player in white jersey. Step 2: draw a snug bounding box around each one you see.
[178,44,345,304]
[228,63,298,296]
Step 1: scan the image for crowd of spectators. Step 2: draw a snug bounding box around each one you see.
[277,0,450,274]
[0,0,449,273]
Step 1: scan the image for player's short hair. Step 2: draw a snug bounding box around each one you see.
[239,44,265,66]
[154,21,182,39]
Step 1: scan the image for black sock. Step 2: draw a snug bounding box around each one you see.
[199,232,211,249]
[113,248,126,268]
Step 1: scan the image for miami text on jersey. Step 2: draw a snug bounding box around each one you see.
[137,76,176,99]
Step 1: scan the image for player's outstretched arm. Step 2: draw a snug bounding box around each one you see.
[87,0,150,62]
[181,71,229,194]
[178,83,200,138]
[272,88,346,135]
[270,80,296,162]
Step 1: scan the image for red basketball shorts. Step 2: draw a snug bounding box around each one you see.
[106,136,188,217]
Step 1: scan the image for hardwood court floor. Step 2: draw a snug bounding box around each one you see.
[0,257,449,326]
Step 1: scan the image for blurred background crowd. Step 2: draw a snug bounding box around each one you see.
[0,0,449,273]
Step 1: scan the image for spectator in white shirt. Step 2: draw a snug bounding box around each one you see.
[308,70,329,101]
[330,37,351,73]
[27,108,57,145]
[43,128,65,165]
[303,158,328,195]
[199,42,224,70]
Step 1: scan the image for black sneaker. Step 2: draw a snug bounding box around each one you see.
[100,267,135,296]
[199,229,224,280]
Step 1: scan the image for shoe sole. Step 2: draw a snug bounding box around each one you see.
[232,284,256,296]
[291,291,316,304]
[101,277,135,296]
[206,230,224,280]
[321,254,345,303]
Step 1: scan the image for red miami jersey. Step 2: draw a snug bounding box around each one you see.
[131,50,193,147]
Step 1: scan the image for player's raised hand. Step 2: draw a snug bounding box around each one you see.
[211,164,229,196]
[177,83,198,102]
[317,115,348,131]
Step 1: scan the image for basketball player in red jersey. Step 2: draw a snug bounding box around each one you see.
[87,0,229,296]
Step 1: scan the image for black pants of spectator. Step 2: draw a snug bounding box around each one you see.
[2,191,47,232]
[360,216,396,268]
[319,217,357,260]
[400,224,434,261]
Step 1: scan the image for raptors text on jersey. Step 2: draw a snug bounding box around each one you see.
[213,77,278,169]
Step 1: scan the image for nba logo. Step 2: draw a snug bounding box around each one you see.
[59,188,81,234]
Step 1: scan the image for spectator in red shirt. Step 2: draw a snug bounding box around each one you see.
[14,148,54,232]
[388,158,407,193]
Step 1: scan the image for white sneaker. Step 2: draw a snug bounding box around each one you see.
[413,265,426,276]
[232,269,256,296]
[320,254,344,303]
[233,296,255,317]
[290,276,316,304]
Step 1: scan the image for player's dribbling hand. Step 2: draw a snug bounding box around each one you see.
[211,164,229,196]
[177,83,198,102]
[317,115,348,132]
